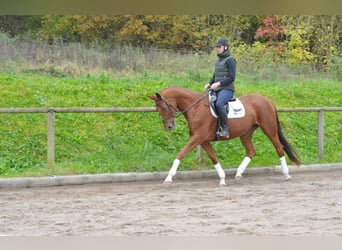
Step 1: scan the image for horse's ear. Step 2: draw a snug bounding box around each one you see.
[155,93,162,100]
[148,95,157,101]
[148,93,162,101]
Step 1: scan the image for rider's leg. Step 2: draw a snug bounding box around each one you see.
[215,89,233,138]
[217,107,229,137]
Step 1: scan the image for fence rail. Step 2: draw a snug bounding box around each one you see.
[0,107,156,113]
[1,107,341,168]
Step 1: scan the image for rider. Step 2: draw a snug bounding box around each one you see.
[204,38,236,138]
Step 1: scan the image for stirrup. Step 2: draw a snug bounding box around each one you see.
[219,131,229,138]
[216,127,229,138]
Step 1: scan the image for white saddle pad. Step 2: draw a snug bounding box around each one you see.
[210,98,245,119]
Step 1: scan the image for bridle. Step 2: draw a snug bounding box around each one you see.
[155,92,208,122]
[155,97,178,123]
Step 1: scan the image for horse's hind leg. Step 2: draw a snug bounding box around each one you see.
[201,141,226,186]
[280,156,291,180]
[235,126,258,179]
[260,120,292,180]
[261,123,291,180]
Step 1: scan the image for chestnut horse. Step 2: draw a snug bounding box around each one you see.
[149,86,301,185]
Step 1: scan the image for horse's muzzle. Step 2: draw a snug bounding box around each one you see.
[165,121,175,131]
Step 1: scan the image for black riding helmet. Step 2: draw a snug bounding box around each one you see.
[215,38,229,47]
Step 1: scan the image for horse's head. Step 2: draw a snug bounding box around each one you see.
[148,93,177,131]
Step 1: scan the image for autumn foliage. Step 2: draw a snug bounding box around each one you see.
[0,15,341,71]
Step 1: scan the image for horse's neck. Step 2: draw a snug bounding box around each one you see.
[175,92,199,112]
[176,92,201,114]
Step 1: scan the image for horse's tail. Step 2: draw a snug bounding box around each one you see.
[275,109,301,166]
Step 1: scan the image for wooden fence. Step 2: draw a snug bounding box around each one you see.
[0,107,341,168]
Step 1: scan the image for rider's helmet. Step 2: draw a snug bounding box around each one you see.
[215,38,229,47]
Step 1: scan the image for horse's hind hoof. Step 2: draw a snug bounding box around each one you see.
[235,175,243,180]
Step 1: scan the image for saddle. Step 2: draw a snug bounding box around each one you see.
[209,91,245,119]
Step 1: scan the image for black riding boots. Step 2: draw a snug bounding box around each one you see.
[217,107,229,138]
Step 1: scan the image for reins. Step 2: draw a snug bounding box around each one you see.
[175,93,207,118]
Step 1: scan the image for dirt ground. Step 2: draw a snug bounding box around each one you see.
[0,170,341,236]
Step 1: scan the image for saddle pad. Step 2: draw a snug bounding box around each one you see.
[210,98,245,119]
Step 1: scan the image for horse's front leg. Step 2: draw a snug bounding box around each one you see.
[164,137,200,184]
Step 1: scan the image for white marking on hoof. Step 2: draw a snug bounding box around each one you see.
[235,174,243,180]
[164,175,173,184]
[163,180,173,185]
[219,178,227,186]
[285,175,292,181]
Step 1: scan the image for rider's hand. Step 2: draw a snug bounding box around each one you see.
[210,82,221,90]
[204,83,210,90]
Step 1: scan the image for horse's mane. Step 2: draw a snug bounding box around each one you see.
[160,86,202,96]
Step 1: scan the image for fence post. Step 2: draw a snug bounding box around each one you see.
[47,110,55,168]
[197,145,204,163]
[318,109,324,158]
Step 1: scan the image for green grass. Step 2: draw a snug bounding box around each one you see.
[0,71,341,178]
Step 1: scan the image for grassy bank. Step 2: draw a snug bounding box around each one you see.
[0,71,341,177]
[0,35,341,177]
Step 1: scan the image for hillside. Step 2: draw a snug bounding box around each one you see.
[0,72,341,177]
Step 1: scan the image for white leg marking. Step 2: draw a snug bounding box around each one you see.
[164,159,180,184]
[280,156,292,180]
[215,163,227,186]
[235,156,251,180]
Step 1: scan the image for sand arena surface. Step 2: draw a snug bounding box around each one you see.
[1,170,341,236]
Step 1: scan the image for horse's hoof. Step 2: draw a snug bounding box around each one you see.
[219,180,227,186]
[235,175,243,180]
[285,175,292,181]
[163,180,173,185]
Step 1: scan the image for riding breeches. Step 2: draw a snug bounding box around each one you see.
[215,89,234,109]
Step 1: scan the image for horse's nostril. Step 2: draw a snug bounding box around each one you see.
[166,122,175,131]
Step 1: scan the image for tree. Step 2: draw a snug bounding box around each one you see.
[0,15,30,36]
[255,15,284,44]
[281,15,341,70]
